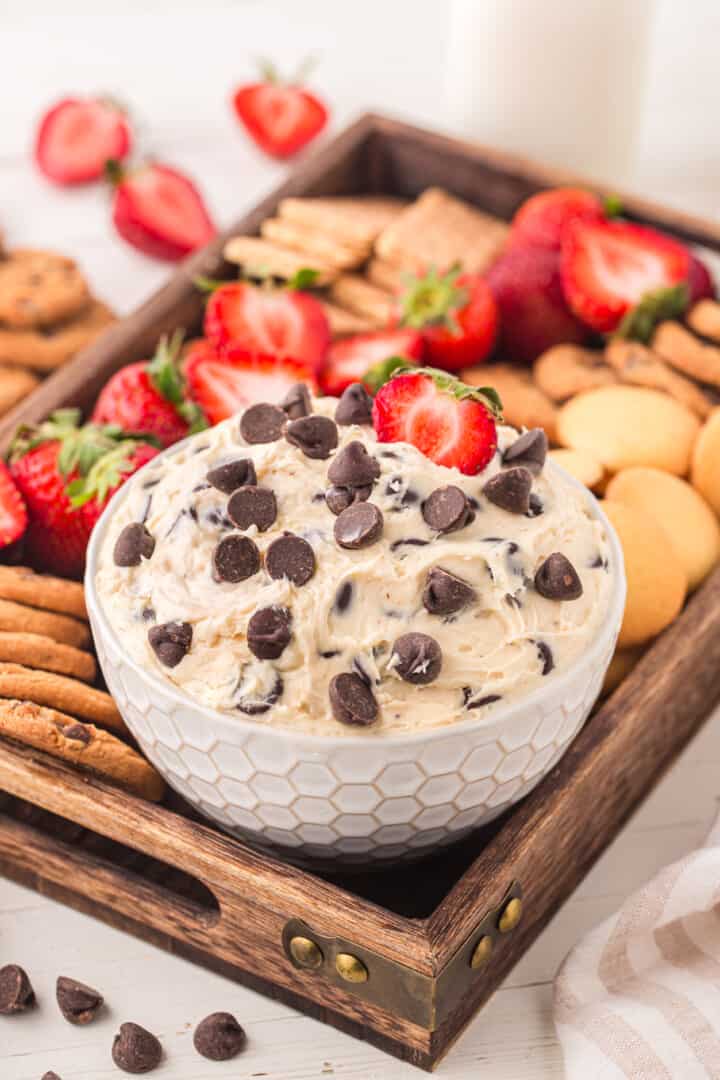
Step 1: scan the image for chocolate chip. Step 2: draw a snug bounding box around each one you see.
[237,673,283,715]
[334,580,353,614]
[266,533,316,586]
[422,486,474,533]
[56,976,103,1025]
[141,606,156,622]
[325,484,371,515]
[213,535,261,583]
[422,567,476,615]
[390,537,429,552]
[535,553,583,600]
[240,402,286,444]
[334,502,384,549]
[112,1022,162,1074]
[463,689,502,709]
[206,458,257,493]
[482,467,533,514]
[279,382,312,420]
[42,1073,62,1079]
[329,672,378,726]
[391,632,442,684]
[503,428,548,474]
[247,606,291,659]
[527,493,544,517]
[335,383,373,426]
[148,621,193,667]
[62,723,91,745]
[327,440,380,489]
[285,414,338,459]
[0,964,35,1014]
[113,523,155,567]
[535,640,554,675]
[194,1012,247,1061]
[227,485,277,532]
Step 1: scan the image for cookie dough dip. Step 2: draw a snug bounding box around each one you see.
[95,383,614,736]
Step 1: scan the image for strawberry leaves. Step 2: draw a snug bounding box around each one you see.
[614,283,690,344]
[399,265,469,334]
[146,330,207,434]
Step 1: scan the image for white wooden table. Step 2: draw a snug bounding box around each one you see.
[3,3,720,1076]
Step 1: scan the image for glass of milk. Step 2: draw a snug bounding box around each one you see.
[445,0,657,185]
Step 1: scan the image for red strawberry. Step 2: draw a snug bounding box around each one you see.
[510,187,604,251]
[204,281,330,375]
[185,343,317,426]
[487,245,587,363]
[92,331,205,448]
[9,410,158,579]
[687,253,716,302]
[35,97,132,186]
[398,268,497,373]
[232,60,328,159]
[107,161,216,261]
[372,367,501,476]
[320,329,424,396]
[560,219,691,333]
[0,464,27,549]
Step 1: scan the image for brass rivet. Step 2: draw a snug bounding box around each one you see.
[289,935,323,969]
[498,897,523,934]
[470,935,493,970]
[335,952,368,983]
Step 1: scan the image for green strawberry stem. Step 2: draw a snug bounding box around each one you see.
[363,355,418,394]
[399,265,469,335]
[104,158,125,185]
[147,330,208,434]
[613,283,690,344]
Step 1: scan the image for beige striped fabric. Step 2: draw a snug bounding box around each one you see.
[555,817,720,1078]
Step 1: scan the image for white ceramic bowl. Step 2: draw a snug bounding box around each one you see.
[85,460,625,867]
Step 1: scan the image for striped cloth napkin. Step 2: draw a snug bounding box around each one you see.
[555,814,720,1078]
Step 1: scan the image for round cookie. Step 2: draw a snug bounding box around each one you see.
[602,500,687,647]
[691,408,720,517]
[549,448,605,491]
[534,344,617,402]
[557,386,700,476]
[0,250,90,329]
[606,467,720,591]
[0,300,115,372]
[463,363,557,440]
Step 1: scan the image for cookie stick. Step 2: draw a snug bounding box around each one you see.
[0,566,87,620]
[0,631,96,683]
[605,338,714,419]
[652,320,720,388]
[0,663,125,733]
[0,699,165,802]
[0,598,90,650]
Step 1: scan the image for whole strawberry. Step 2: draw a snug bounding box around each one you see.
[398,267,498,372]
[9,409,158,579]
[92,331,206,447]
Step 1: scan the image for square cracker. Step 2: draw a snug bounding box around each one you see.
[374,187,508,273]
[319,301,381,337]
[223,237,337,286]
[365,257,406,294]
[260,218,365,271]
[328,275,394,324]
[277,196,407,250]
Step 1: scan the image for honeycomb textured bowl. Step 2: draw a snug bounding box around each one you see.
[86,464,625,866]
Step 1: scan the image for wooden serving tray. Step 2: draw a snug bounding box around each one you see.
[2,115,720,1072]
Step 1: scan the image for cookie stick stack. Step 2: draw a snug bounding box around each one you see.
[0,566,164,801]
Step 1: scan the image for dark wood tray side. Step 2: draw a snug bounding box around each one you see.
[2,114,720,1072]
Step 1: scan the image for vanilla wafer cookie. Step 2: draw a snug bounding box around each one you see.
[534,345,617,401]
[605,338,713,418]
[223,236,336,285]
[687,299,720,342]
[260,218,364,271]
[0,663,124,733]
[0,598,90,649]
[328,274,394,323]
[0,699,165,801]
[0,300,115,372]
[463,363,557,440]
[0,367,39,417]
[319,301,379,337]
[652,320,720,387]
[365,257,406,293]
[0,250,90,329]
[0,631,96,682]
[277,195,407,249]
[374,188,508,274]
[0,566,87,620]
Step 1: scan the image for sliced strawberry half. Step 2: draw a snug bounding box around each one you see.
[232,60,328,159]
[372,367,501,476]
[320,329,424,396]
[510,187,604,251]
[0,463,28,549]
[35,97,132,185]
[185,342,317,426]
[560,219,691,333]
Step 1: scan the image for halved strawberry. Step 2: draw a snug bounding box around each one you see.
[204,281,330,375]
[510,187,604,251]
[0,463,27,549]
[372,367,501,476]
[561,219,691,333]
[232,60,328,159]
[320,329,424,396]
[35,97,132,185]
[107,161,216,262]
[399,268,497,372]
[185,342,317,425]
